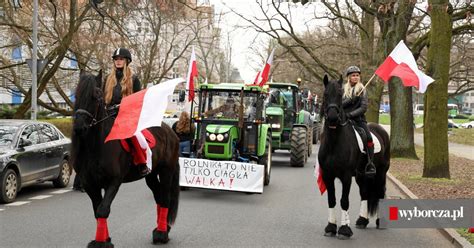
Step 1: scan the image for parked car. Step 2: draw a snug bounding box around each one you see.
[461,109,472,116]
[448,119,460,129]
[0,120,71,203]
[461,121,474,129]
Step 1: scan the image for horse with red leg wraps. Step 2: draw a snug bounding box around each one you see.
[71,71,180,247]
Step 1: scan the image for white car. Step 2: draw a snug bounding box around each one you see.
[461,121,474,129]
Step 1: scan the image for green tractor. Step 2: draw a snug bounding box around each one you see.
[299,88,321,144]
[189,83,272,187]
[264,82,314,167]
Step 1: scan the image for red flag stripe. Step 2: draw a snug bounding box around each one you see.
[186,47,198,102]
[188,60,197,101]
[258,63,271,87]
[375,56,420,88]
[317,167,326,195]
[253,71,261,84]
[104,90,146,142]
[258,48,275,87]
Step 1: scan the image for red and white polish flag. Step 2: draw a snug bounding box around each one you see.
[105,78,185,143]
[375,40,434,93]
[314,160,326,195]
[186,46,198,102]
[253,71,261,85]
[258,48,275,87]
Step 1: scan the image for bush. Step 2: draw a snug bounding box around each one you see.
[452,114,470,119]
[0,106,15,119]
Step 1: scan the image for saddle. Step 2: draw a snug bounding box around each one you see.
[351,125,381,154]
[120,129,156,165]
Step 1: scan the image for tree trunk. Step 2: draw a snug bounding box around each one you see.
[360,8,383,123]
[380,0,417,158]
[389,77,417,158]
[423,1,452,178]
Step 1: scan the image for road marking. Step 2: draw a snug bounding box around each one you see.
[5,201,30,206]
[29,195,52,200]
[0,209,4,211]
[51,189,72,194]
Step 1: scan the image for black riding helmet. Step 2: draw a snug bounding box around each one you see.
[112,48,132,64]
[345,65,361,76]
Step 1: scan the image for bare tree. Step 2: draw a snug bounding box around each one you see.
[0,1,93,117]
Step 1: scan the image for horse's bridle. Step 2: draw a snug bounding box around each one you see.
[74,97,117,128]
[324,103,348,127]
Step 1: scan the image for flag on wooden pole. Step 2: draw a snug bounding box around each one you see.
[375,40,434,93]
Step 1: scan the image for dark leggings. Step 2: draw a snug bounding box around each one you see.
[353,120,373,143]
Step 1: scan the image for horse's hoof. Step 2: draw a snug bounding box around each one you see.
[152,228,169,244]
[87,239,114,248]
[355,216,369,229]
[324,222,337,237]
[337,225,353,239]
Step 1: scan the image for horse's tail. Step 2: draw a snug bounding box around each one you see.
[168,162,180,226]
[367,173,387,216]
[367,123,390,216]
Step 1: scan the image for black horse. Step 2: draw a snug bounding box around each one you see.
[318,75,390,239]
[71,71,180,247]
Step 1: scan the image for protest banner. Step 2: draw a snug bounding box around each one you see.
[179,157,264,193]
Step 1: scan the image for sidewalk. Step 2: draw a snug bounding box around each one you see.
[381,125,473,160]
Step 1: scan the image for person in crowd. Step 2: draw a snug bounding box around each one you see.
[172,112,195,156]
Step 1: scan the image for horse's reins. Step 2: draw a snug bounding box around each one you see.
[75,104,119,128]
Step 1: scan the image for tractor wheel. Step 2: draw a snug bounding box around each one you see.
[259,135,272,186]
[307,127,312,157]
[312,124,319,144]
[290,127,307,167]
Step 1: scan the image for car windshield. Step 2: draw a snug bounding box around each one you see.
[0,124,19,147]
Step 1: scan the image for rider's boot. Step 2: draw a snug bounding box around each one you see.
[365,142,376,177]
[139,164,150,176]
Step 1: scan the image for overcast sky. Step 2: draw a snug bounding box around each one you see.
[207,0,326,83]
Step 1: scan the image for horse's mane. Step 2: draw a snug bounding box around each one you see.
[74,73,100,112]
[71,72,105,171]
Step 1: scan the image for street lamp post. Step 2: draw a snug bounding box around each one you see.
[31,0,38,120]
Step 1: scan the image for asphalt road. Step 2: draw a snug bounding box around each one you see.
[0,144,454,248]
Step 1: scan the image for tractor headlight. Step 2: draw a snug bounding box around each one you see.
[271,123,280,129]
[209,133,217,141]
[217,134,224,141]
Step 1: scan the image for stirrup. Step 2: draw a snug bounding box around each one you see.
[365,162,376,177]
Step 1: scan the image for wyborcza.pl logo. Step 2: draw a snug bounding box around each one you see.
[379,199,473,228]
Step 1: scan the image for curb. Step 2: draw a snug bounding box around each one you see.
[386,172,473,248]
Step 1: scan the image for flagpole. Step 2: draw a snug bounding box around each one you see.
[357,73,376,96]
